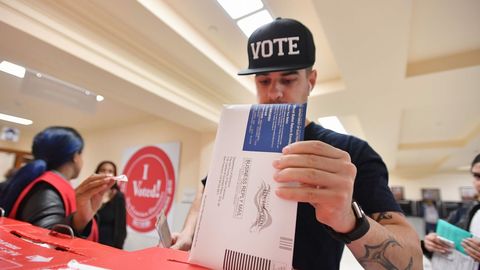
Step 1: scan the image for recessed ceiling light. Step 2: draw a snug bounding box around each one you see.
[318,116,348,134]
[216,0,263,19]
[0,61,26,78]
[0,112,33,125]
[456,165,471,171]
[96,95,104,102]
[237,9,273,37]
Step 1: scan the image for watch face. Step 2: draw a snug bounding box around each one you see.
[324,201,370,244]
[352,201,363,218]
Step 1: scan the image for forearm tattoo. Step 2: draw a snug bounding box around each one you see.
[371,212,393,223]
[358,237,413,270]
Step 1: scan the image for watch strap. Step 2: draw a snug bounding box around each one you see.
[325,201,370,244]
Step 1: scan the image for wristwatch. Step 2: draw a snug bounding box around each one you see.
[325,201,370,244]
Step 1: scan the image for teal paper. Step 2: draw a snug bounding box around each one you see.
[436,219,473,255]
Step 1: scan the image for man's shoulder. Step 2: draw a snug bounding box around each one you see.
[305,122,370,157]
[306,122,365,143]
[466,201,480,215]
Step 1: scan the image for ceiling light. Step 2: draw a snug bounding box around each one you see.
[0,61,26,78]
[29,69,104,103]
[0,112,33,125]
[318,116,348,134]
[216,0,263,19]
[456,165,471,171]
[237,9,273,37]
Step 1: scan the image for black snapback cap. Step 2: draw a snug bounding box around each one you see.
[238,18,316,75]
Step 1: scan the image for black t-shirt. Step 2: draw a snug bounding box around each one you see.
[96,190,127,249]
[293,122,401,269]
[202,122,401,270]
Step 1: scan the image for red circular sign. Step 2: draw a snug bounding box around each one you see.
[121,146,176,232]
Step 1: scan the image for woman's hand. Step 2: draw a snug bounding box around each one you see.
[462,237,480,261]
[73,174,114,231]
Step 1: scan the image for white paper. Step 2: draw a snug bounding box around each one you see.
[189,104,306,270]
[156,210,172,248]
[112,174,128,182]
[431,249,479,270]
[66,259,110,270]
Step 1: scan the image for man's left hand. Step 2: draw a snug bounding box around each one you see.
[273,140,357,233]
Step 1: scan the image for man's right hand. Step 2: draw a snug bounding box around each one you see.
[170,231,193,251]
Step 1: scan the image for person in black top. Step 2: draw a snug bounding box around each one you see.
[0,126,114,239]
[94,161,127,249]
[422,154,480,263]
[171,18,422,269]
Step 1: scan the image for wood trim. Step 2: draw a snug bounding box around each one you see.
[0,147,33,168]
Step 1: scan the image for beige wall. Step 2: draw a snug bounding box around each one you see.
[77,118,207,202]
[76,117,212,236]
[0,128,35,151]
[198,131,216,178]
[390,171,474,201]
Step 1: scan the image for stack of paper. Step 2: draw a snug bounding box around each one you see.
[436,219,472,255]
[189,103,307,270]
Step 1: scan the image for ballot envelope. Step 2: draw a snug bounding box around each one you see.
[189,103,307,270]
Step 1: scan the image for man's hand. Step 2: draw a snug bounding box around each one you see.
[169,183,204,251]
[462,237,480,261]
[273,140,357,233]
[423,232,454,254]
[170,231,193,251]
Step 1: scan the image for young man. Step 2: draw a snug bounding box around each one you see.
[422,154,480,262]
[172,18,422,269]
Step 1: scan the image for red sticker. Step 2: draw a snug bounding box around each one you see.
[121,146,176,232]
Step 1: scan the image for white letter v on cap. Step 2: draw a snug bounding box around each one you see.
[250,42,261,59]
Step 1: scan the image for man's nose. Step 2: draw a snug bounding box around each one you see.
[267,82,283,100]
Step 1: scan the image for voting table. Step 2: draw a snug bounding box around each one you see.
[0,217,207,269]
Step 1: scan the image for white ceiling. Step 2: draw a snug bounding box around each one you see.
[0,0,479,177]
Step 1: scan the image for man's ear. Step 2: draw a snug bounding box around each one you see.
[308,69,317,92]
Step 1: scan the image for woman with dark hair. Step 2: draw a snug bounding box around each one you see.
[0,126,114,240]
[94,161,127,249]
